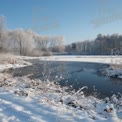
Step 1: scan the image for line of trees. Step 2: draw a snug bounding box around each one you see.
[65,34,122,55]
[0,16,64,56]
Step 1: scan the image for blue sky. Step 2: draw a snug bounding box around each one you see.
[0,0,122,44]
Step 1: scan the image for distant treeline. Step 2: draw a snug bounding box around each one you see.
[65,34,122,55]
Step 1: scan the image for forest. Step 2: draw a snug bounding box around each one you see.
[66,34,122,55]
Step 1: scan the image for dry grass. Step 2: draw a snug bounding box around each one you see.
[0,53,18,64]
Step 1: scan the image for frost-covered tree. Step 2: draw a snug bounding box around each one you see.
[0,16,7,52]
[50,36,64,52]
[35,35,64,52]
[9,29,35,55]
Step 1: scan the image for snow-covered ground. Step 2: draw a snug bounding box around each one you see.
[0,56,32,72]
[0,62,32,72]
[19,55,122,64]
[0,73,122,122]
[0,55,122,122]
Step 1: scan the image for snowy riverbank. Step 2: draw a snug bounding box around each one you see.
[0,72,122,122]
[0,55,122,122]
[0,54,32,72]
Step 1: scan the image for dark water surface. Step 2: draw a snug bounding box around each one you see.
[10,59,122,98]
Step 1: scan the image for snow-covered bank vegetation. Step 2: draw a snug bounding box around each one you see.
[93,56,122,79]
[0,72,122,122]
[99,67,122,79]
[0,54,32,72]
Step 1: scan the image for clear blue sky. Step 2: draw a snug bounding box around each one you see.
[0,0,122,44]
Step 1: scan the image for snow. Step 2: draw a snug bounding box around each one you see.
[18,55,122,64]
[0,55,122,122]
[0,72,122,122]
[0,91,96,122]
[100,67,122,79]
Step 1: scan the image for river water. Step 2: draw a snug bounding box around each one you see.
[10,59,122,98]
